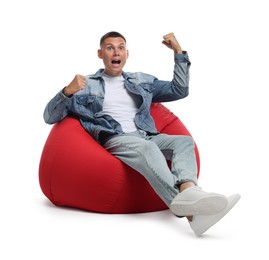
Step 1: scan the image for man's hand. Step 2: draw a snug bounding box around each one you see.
[162,33,183,54]
[63,74,86,97]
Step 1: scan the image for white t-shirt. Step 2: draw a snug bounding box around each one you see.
[102,73,141,133]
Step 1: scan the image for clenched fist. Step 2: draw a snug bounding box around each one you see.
[63,74,86,97]
[162,33,182,54]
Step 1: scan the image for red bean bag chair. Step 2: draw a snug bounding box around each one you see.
[39,103,200,214]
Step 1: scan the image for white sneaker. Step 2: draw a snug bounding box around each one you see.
[189,194,241,236]
[170,186,228,216]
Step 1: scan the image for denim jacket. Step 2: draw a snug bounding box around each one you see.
[44,52,191,143]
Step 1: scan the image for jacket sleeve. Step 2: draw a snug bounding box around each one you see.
[152,51,191,102]
[43,89,72,124]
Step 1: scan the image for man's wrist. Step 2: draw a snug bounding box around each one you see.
[62,87,72,97]
[174,48,183,54]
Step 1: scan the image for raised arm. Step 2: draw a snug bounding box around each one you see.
[43,74,86,124]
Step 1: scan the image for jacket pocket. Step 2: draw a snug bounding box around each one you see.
[76,95,96,106]
[139,83,153,104]
[140,83,153,93]
[73,95,98,115]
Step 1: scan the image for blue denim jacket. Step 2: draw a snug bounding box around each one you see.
[44,52,191,143]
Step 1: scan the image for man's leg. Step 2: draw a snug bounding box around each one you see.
[104,131,227,216]
[149,134,228,216]
[149,134,198,186]
[103,131,179,207]
[150,133,241,234]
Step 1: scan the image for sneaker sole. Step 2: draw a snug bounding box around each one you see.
[170,195,228,216]
[190,194,241,236]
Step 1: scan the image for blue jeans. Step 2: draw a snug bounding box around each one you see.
[103,130,198,206]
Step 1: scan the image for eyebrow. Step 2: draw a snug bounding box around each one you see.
[104,42,126,47]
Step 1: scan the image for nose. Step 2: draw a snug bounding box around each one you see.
[113,48,120,56]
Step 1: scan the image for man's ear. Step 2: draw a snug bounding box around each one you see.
[127,49,129,58]
[97,49,103,59]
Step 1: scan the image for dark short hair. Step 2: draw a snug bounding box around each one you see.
[100,31,126,46]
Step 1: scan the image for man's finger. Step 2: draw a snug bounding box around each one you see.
[163,32,174,40]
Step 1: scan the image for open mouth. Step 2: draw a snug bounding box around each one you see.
[112,60,121,64]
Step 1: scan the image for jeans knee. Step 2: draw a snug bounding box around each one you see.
[184,136,195,145]
[172,136,195,153]
[140,141,159,154]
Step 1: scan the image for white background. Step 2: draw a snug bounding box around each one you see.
[1,0,268,259]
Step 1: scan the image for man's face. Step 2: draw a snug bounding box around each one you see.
[98,37,129,77]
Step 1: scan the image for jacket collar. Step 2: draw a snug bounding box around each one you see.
[89,69,136,80]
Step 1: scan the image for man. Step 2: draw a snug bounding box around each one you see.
[44,31,240,236]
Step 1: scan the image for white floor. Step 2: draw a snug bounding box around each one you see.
[1,0,268,259]
[2,180,267,259]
